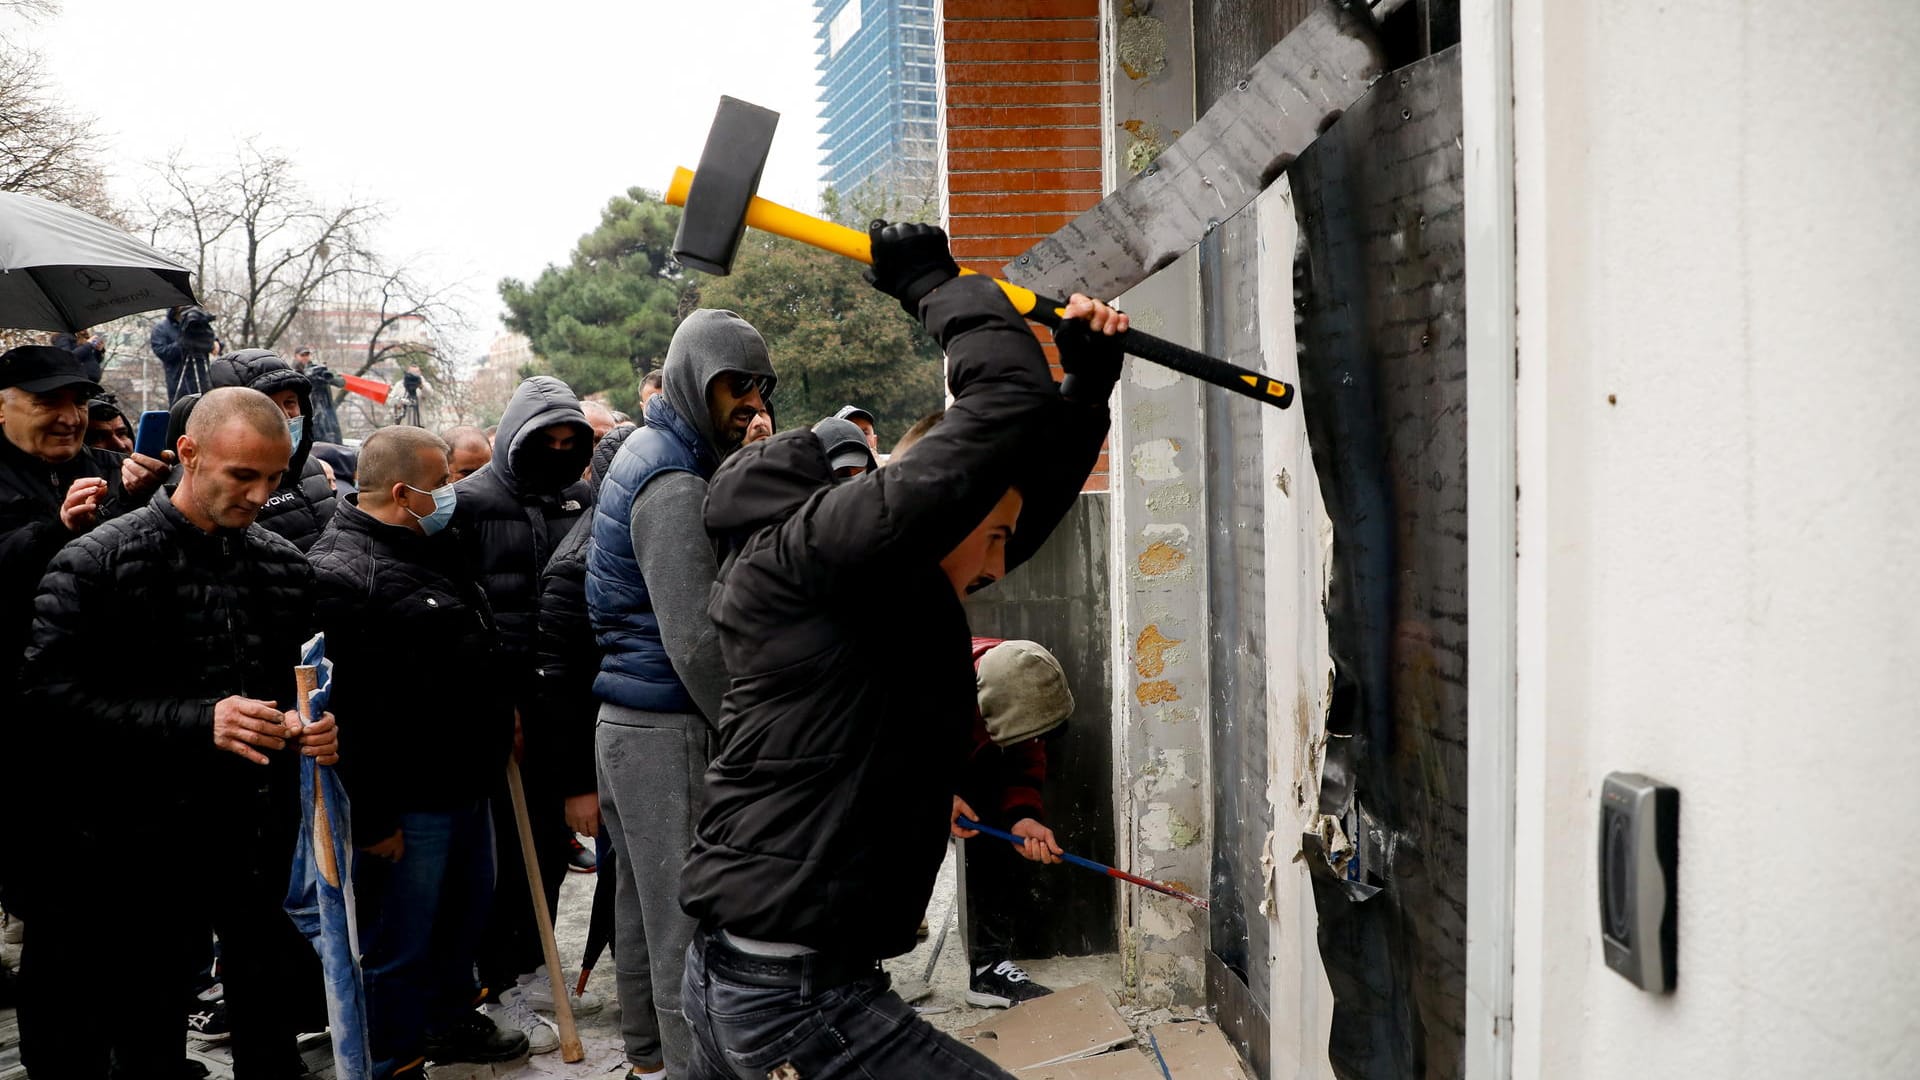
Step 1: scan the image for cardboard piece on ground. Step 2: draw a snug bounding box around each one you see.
[1016,1049,1165,1079]
[957,984,1134,1070]
[1147,1020,1251,1079]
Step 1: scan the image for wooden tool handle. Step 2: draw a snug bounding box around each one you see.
[506,758,584,1062]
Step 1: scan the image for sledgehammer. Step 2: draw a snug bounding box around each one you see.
[667,96,1295,410]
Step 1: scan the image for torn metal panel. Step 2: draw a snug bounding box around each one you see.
[1289,47,1468,1080]
[1006,1,1385,302]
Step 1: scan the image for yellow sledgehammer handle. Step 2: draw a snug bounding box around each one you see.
[665,166,1296,409]
[665,167,1048,316]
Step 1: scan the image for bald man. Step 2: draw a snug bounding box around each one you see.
[21,386,337,1080]
[440,425,493,484]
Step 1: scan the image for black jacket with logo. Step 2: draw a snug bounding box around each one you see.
[678,275,1109,958]
[308,497,513,845]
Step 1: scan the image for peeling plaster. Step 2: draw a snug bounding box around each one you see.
[1128,399,1170,433]
[1135,540,1187,578]
[1135,679,1181,705]
[1130,438,1183,483]
[1134,624,1182,678]
[1144,484,1195,514]
[1117,13,1168,81]
[1120,118,1167,174]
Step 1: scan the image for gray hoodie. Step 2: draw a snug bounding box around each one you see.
[627,310,776,722]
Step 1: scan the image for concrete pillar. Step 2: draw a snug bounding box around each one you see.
[1103,0,1212,1008]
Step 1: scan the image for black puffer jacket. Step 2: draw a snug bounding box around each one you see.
[308,497,513,846]
[451,377,593,707]
[0,436,126,704]
[678,275,1109,958]
[209,349,337,551]
[21,487,314,832]
[529,424,636,798]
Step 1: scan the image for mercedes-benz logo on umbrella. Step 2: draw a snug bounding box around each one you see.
[74,268,112,292]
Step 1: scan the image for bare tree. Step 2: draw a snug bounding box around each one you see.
[0,3,111,218]
[143,141,380,350]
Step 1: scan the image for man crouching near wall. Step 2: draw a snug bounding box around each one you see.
[676,221,1127,1079]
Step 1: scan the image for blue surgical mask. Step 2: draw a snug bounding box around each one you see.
[287,414,306,445]
[403,482,457,535]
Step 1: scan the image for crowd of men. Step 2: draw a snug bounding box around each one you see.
[0,222,1126,1080]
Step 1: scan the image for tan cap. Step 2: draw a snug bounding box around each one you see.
[977,640,1074,747]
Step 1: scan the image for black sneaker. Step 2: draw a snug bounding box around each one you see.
[187,1000,232,1044]
[426,1010,531,1064]
[567,837,597,873]
[966,960,1055,1008]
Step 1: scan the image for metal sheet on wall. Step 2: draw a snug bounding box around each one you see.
[1289,47,1468,1080]
[962,493,1118,958]
[1192,1,1320,1067]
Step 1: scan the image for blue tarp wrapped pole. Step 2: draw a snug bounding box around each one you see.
[287,633,371,1080]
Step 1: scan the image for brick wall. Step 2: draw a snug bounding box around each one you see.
[942,0,1108,491]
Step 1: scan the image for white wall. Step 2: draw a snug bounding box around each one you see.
[1510,2,1920,1077]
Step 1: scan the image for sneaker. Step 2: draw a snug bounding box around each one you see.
[478,987,556,1056]
[567,836,597,873]
[965,960,1055,1009]
[518,964,606,1016]
[624,1067,667,1080]
[430,1008,534,1064]
[195,980,224,1004]
[187,1000,233,1044]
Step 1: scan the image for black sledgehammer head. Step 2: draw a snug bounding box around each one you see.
[673,96,780,276]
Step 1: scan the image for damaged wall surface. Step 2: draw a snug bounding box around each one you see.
[1290,47,1468,1080]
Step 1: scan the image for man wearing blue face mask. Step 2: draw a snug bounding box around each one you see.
[308,426,527,1079]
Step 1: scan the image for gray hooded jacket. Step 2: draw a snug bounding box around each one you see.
[587,309,774,722]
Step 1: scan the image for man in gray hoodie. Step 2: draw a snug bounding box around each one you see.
[586,310,775,1079]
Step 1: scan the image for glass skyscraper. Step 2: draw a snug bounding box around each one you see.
[814,0,939,198]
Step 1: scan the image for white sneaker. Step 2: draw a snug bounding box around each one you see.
[483,987,558,1055]
[518,964,606,1016]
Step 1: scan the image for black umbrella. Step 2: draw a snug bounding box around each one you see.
[0,191,197,331]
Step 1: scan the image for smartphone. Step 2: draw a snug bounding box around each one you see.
[133,410,171,458]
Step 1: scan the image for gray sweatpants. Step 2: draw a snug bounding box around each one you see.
[597,702,712,1073]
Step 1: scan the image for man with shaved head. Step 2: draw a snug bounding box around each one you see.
[20,385,339,1080]
[441,425,493,484]
[309,426,527,1076]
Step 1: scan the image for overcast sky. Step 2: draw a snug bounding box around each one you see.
[34,0,826,359]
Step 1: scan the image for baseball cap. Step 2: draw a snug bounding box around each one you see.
[834,404,876,427]
[812,416,878,473]
[0,345,103,397]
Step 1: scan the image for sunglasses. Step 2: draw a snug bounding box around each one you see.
[724,373,775,400]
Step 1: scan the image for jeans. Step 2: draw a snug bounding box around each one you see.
[354,804,495,1079]
[477,775,566,995]
[682,931,1015,1080]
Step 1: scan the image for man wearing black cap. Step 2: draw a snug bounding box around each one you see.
[832,404,880,453]
[811,415,878,478]
[0,345,126,893]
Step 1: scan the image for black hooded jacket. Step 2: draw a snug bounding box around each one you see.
[450,377,593,707]
[677,275,1109,958]
[308,496,513,845]
[529,424,636,798]
[207,349,337,552]
[21,487,314,834]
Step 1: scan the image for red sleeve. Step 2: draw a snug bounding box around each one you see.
[996,737,1048,826]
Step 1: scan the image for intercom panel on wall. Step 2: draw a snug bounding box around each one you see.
[1599,772,1679,992]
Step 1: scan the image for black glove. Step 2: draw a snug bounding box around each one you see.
[864,220,960,316]
[1054,315,1125,404]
